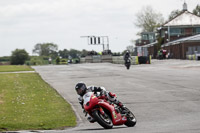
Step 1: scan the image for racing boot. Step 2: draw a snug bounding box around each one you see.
[107,92,128,114]
[117,102,128,114]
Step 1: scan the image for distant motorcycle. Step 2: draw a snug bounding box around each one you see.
[125,58,131,69]
[83,92,136,129]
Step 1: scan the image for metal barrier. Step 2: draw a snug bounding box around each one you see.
[82,56,141,64]
[92,55,101,63]
[112,56,138,65]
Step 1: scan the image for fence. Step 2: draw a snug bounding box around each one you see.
[81,55,139,64]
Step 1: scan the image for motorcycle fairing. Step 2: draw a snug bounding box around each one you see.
[98,101,127,125]
[83,92,127,125]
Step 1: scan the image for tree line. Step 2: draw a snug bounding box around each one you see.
[4,44,90,65]
[1,43,125,65]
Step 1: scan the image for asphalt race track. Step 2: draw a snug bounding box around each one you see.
[32,60,200,133]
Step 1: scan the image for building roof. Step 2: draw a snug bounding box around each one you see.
[163,11,200,27]
[142,41,157,48]
[140,32,155,34]
[161,34,200,47]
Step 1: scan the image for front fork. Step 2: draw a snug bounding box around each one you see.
[99,107,105,116]
[91,106,105,117]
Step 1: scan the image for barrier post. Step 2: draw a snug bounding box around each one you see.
[135,56,139,65]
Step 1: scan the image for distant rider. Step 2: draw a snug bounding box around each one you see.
[124,51,131,63]
[75,82,126,123]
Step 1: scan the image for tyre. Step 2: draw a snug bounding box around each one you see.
[125,63,130,69]
[124,108,137,127]
[92,110,113,129]
[127,65,130,69]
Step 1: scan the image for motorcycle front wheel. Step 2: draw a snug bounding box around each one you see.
[126,65,130,69]
[124,108,137,127]
[92,110,113,129]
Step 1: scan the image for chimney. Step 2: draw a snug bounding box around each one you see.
[183,2,187,11]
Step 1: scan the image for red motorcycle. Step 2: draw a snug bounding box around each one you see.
[83,92,137,129]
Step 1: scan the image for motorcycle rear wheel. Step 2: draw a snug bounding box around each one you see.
[92,110,113,129]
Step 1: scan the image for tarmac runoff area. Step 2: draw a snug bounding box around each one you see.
[15,59,200,133]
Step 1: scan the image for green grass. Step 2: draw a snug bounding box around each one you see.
[0,65,34,72]
[0,73,76,131]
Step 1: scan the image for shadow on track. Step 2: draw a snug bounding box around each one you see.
[75,126,127,132]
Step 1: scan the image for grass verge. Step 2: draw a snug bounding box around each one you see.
[0,73,76,131]
[0,65,34,72]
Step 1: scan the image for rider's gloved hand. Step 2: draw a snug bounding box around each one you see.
[108,92,116,98]
[100,90,107,96]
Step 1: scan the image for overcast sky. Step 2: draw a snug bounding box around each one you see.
[0,0,199,56]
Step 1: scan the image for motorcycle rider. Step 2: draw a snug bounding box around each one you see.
[124,50,131,63]
[75,82,126,123]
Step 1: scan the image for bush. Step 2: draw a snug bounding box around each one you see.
[42,56,50,61]
[10,49,29,65]
[28,56,51,65]
[30,57,42,65]
[56,57,60,65]
[25,61,30,66]
[112,52,121,56]
[73,58,80,64]
[0,56,10,62]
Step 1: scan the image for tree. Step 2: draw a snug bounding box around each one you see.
[168,9,182,21]
[193,4,200,16]
[68,49,81,58]
[11,49,29,65]
[112,52,121,56]
[32,43,58,56]
[81,49,88,57]
[55,56,60,64]
[58,49,69,58]
[49,51,58,59]
[126,45,135,55]
[134,6,164,32]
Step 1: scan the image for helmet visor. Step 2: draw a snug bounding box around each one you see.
[76,85,86,96]
[77,88,83,95]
